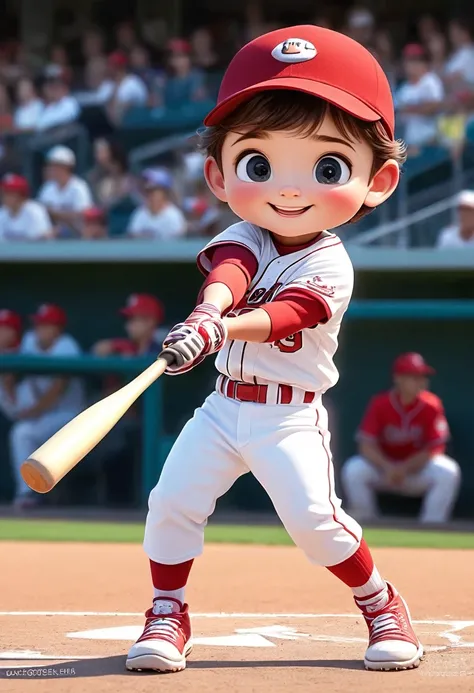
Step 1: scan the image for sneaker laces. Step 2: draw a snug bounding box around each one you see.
[140,614,182,644]
[368,608,409,643]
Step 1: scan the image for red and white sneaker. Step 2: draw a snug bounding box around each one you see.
[126,597,193,673]
[355,582,423,671]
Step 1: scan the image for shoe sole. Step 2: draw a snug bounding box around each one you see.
[126,642,193,673]
[365,644,424,671]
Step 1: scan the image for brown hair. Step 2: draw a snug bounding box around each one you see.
[200,91,406,223]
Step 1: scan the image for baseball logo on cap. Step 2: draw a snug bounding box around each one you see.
[271,38,317,63]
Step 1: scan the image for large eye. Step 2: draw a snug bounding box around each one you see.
[313,156,351,185]
[236,153,272,182]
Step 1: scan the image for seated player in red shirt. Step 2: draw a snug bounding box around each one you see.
[93,293,165,359]
[342,352,461,524]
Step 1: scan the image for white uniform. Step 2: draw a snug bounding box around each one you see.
[9,331,85,498]
[0,200,52,241]
[144,223,362,567]
[37,176,93,214]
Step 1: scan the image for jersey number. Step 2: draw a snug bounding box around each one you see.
[274,331,303,353]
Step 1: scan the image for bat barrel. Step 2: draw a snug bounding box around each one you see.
[21,458,57,493]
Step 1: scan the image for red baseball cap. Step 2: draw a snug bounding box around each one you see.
[167,38,191,54]
[1,173,29,196]
[403,43,428,60]
[393,353,435,376]
[108,51,129,68]
[83,207,106,222]
[0,308,21,332]
[120,294,164,322]
[31,304,67,327]
[204,25,395,139]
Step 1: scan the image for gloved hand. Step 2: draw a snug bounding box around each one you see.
[160,303,227,375]
[161,324,206,375]
[182,303,227,356]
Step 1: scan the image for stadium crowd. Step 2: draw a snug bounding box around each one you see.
[0,8,474,242]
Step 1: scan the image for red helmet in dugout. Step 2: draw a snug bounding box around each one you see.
[392,353,435,376]
[205,25,395,139]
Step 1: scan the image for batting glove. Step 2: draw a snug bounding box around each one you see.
[161,324,206,375]
[183,303,227,356]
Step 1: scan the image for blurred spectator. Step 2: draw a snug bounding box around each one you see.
[9,304,85,509]
[48,44,73,85]
[0,309,21,421]
[80,27,107,92]
[342,353,461,524]
[87,138,133,209]
[395,44,444,148]
[0,82,13,133]
[82,27,106,63]
[445,18,474,89]
[102,51,148,125]
[417,14,441,45]
[153,39,206,108]
[115,20,138,52]
[36,67,80,132]
[190,27,220,72]
[13,77,44,131]
[373,29,397,89]
[127,168,186,239]
[345,7,375,49]
[93,293,165,358]
[130,44,159,90]
[425,32,448,79]
[37,146,93,237]
[80,207,108,240]
[184,180,222,236]
[437,190,474,248]
[0,174,52,241]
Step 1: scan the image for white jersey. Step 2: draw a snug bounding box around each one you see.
[198,222,354,394]
[19,331,86,414]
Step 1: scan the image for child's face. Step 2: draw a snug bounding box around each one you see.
[206,111,397,238]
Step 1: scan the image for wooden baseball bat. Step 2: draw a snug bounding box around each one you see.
[20,353,173,494]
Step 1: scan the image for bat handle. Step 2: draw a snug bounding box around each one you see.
[158,350,176,366]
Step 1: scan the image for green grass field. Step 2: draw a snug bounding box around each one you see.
[0,518,473,548]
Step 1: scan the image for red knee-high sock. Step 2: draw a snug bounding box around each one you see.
[326,539,389,607]
[149,559,194,606]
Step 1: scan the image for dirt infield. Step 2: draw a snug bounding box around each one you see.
[1,541,473,692]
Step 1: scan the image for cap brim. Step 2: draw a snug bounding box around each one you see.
[395,366,435,376]
[204,77,383,129]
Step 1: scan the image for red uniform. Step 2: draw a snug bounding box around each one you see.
[358,390,449,462]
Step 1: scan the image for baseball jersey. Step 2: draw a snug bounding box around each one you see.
[198,221,354,393]
[37,176,93,212]
[20,331,86,414]
[0,200,52,241]
[357,389,449,462]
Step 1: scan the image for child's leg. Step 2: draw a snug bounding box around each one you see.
[127,393,247,672]
[245,401,422,671]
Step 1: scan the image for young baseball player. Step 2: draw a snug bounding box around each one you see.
[127,25,423,674]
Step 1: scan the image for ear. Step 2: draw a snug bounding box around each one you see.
[364,159,400,208]
[204,157,227,202]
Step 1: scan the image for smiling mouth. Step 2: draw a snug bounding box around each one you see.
[269,204,313,217]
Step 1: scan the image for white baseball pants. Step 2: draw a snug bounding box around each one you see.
[341,454,461,523]
[9,409,80,499]
[144,391,362,567]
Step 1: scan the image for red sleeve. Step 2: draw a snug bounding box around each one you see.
[197,243,258,310]
[423,409,450,452]
[260,287,330,342]
[357,397,384,440]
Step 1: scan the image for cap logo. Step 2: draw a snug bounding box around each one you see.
[271,38,317,64]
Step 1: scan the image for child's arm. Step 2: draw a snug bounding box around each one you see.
[198,244,258,314]
[223,289,330,343]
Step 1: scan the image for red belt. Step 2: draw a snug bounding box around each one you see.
[217,375,316,405]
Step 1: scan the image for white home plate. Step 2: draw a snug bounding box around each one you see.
[67,626,274,647]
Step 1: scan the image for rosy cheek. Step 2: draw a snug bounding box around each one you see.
[226,181,266,211]
[316,186,363,217]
